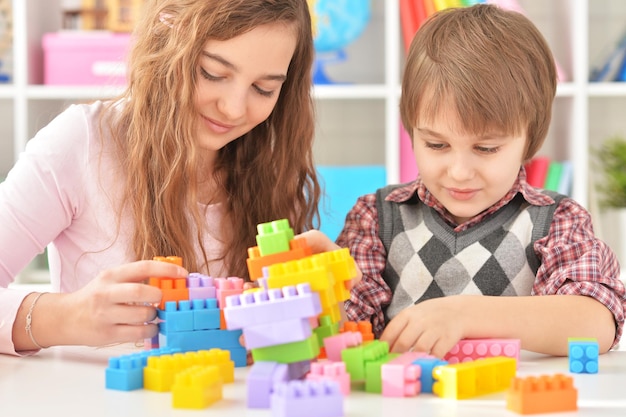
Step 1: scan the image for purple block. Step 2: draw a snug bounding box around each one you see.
[270,380,343,417]
[242,318,312,349]
[224,283,321,329]
[247,361,288,409]
[187,272,216,300]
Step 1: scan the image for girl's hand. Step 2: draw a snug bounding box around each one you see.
[61,260,188,346]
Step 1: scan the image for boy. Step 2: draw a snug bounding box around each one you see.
[337,4,626,357]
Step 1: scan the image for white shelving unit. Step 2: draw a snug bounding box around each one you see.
[3,1,626,281]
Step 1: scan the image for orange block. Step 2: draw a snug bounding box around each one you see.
[342,321,374,342]
[246,237,312,281]
[507,374,577,414]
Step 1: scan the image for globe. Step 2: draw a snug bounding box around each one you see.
[308,0,371,84]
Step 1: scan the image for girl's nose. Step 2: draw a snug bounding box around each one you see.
[217,89,246,121]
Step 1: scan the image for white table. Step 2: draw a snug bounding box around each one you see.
[1,344,625,416]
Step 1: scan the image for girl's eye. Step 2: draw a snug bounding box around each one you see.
[200,67,221,81]
[253,85,274,98]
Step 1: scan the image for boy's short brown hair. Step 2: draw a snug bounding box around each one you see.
[399,4,557,161]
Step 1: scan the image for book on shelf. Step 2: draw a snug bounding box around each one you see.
[398,0,568,81]
[589,32,626,82]
[524,157,572,196]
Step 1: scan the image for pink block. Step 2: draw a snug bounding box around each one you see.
[215,277,244,308]
[43,32,132,86]
[323,331,362,362]
[306,361,351,396]
[444,338,520,365]
[381,352,423,397]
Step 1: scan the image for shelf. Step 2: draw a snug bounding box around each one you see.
[588,82,626,97]
[0,84,15,98]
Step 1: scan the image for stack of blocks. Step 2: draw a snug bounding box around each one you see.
[223,219,361,416]
[105,347,236,409]
[149,255,247,367]
[103,218,592,414]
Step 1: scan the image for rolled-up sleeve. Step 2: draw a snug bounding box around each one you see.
[337,194,392,338]
[533,198,626,348]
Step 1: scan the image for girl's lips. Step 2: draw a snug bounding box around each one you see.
[447,188,478,201]
[202,115,235,134]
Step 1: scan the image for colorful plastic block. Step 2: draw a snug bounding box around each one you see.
[314,315,340,348]
[224,283,321,330]
[251,334,320,364]
[324,331,363,362]
[432,356,517,399]
[306,361,351,395]
[568,337,599,374]
[365,353,398,393]
[215,277,244,309]
[412,356,447,393]
[242,318,313,349]
[149,276,189,310]
[171,365,222,409]
[247,237,312,281]
[191,298,220,330]
[159,329,246,367]
[507,374,578,414]
[309,248,358,302]
[341,340,389,382]
[187,272,216,300]
[144,349,235,392]
[266,258,340,322]
[270,380,343,417]
[105,347,181,391]
[341,321,374,342]
[158,300,194,333]
[247,361,289,409]
[153,255,183,266]
[381,352,426,397]
[256,219,294,256]
[445,338,520,365]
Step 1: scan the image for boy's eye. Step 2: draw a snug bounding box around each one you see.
[476,146,499,154]
[425,142,446,150]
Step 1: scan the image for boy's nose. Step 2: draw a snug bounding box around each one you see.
[447,155,475,181]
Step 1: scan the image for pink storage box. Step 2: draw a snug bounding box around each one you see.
[42,31,132,86]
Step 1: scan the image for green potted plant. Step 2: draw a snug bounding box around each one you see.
[594,136,626,208]
[593,135,626,269]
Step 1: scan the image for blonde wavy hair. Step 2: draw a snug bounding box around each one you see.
[106,0,320,278]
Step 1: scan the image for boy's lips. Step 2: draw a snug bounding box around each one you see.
[447,188,478,201]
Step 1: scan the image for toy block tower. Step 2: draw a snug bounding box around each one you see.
[149,256,246,366]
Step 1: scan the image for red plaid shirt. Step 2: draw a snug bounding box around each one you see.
[337,169,626,348]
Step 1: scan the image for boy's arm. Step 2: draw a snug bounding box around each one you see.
[533,197,625,348]
[381,294,616,357]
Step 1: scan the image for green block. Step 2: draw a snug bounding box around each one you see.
[314,315,340,346]
[256,219,294,256]
[342,340,389,381]
[365,353,399,393]
[251,334,319,363]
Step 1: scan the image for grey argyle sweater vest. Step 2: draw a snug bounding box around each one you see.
[376,184,564,324]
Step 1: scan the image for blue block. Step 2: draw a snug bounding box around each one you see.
[317,166,387,241]
[105,347,181,390]
[412,357,448,393]
[569,339,599,374]
[158,300,193,333]
[192,298,220,330]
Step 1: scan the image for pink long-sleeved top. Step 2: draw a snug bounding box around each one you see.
[0,101,226,355]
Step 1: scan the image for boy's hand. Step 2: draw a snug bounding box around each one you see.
[379,296,466,358]
[296,230,363,289]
